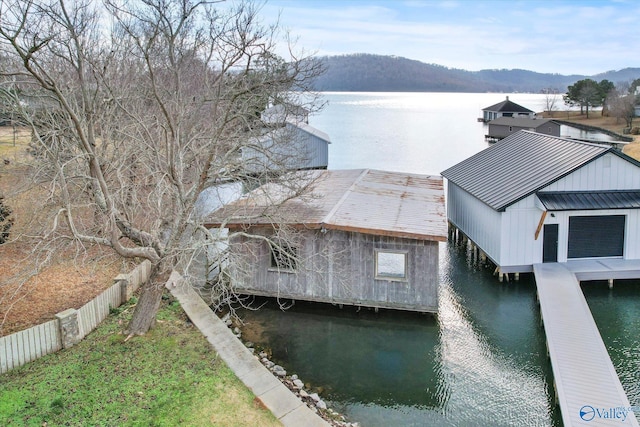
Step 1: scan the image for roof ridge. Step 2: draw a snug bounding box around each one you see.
[519,130,612,148]
[320,169,369,226]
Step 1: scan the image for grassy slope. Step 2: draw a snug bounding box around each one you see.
[0,299,280,427]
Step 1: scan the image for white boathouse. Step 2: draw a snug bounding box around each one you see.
[441,131,640,278]
[480,96,536,122]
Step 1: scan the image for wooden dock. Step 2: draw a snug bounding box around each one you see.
[533,262,639,426]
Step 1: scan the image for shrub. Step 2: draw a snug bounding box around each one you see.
[0,194,13,244]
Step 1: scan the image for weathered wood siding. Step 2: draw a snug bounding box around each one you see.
[228,228,439,312]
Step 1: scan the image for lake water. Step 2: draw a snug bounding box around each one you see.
[236,92,640,426]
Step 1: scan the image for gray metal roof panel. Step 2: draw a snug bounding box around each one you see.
[482,98,534,113]
[489,117,554,127]
[537,190,640,211]
[441,131,611,211]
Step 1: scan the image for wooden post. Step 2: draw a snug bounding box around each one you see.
[534,211,547,240]
[608,279,614,289]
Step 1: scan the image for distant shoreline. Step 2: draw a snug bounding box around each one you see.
[539,111,640,159]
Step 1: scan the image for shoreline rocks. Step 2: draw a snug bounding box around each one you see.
[224,316,358,427]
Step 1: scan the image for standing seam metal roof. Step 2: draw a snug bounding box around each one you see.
[441,131,615,211]
[488,117,554,128]
[206,169,447,241]
[537,190,640,211]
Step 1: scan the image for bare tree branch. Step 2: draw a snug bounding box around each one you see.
[0,0,325,334]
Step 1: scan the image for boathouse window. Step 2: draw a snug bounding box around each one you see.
[270,243,297,271]
[375,250,407,280]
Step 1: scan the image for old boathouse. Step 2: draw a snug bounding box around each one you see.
[206,168,447,313]
[441,130,640,280]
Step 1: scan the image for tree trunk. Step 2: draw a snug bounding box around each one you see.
[126,263,165,336]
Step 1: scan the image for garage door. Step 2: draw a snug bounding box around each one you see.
[568,215,625,259]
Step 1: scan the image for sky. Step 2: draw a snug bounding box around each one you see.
[257,0,640,75]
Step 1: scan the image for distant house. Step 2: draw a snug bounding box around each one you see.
[206,169,447,313]
[486,117,560,141]
[442,131,640,278]
[481,96,536,122]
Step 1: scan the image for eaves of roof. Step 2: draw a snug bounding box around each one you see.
[482,99,534,113]
[537,190,640,211]
[441,131,615,211]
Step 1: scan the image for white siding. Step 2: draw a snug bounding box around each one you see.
[544,153,640,191]
[626,209,640,259]
[547,209,640,262]
[447,182,502,262]
[498,153,640,268]
[501,196,545,268]
[449,152,640,272]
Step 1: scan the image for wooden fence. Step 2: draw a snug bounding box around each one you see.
[0,260,152,374]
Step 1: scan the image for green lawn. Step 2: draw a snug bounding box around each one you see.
[0,298,280,427]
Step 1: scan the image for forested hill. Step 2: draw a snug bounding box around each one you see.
[311,54,640,93]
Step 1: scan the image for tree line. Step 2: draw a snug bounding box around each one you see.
[563,78,640,127]
[313,53,640,94]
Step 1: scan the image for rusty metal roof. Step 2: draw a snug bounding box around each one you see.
[206,169,447,242]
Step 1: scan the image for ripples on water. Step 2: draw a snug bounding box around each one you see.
[234,93,638,426]
[583,281,640,407]
[238,244,563,426]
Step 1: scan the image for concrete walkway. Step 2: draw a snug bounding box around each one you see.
[165,272,329,427]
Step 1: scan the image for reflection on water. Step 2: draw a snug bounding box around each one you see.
[583,281,640,407]
[560,125,618,142]
[234,93,637,425]
[238,244,562,426]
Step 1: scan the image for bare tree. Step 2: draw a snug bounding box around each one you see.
[542,88,559,117]
[607,86,637,130]
[0,0,324,336]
